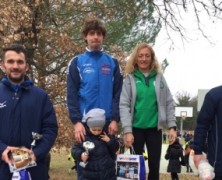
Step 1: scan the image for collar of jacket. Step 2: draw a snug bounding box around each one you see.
[1,75,33,92]
[134,69,157,86]
[85,47,104,57]
[85,47,104,52]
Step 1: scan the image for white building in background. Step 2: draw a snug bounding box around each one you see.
[197,89,209,112]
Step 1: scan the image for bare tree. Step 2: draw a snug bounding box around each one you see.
[149,0,222,41]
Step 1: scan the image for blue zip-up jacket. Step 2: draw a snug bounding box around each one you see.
[67,50,123,123]
[0,76,58,180]
[193,85,222,177]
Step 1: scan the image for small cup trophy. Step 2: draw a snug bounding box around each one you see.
[31,132,43,150]
[79,141,95,168]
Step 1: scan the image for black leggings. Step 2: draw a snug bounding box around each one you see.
[133,127,162,180]
[171,172,179,180]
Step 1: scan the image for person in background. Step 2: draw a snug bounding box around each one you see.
[119,42,177,180]
[193,85,222,179]
[71,108,119,180]
[0,44,58,179]
[165,138,185,180]
[184,131,193,144]
[163,132,167,143]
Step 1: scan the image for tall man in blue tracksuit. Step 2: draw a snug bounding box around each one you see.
[66,18,123,179]
[193,86,222,179]
[0,44,58,180]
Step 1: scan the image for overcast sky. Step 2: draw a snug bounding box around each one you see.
[153,14,222,98]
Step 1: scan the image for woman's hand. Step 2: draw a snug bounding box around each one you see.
[168,128,177,142]
[124,132,134,147]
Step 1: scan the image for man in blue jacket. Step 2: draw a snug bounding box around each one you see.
[193,86,222,179]
[67,17,123,143]
[0,44,58,179]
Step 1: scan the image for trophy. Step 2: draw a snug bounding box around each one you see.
[79,141,95,168]
[31,132,43,150]
[9,132,42,173]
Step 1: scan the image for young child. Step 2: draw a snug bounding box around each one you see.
[71,108,119,180]
[165,138,185,180]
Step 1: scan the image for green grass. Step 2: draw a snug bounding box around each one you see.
[49,150,77,180]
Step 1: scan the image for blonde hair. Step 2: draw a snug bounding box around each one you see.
[124,43,162,75]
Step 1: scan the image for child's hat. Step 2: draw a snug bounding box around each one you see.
[83,108,106,128]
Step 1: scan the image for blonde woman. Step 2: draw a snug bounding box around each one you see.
[119,43,177,180]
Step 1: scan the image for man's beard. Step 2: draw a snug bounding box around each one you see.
[8,73,24,84]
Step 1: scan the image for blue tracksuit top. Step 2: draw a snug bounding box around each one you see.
[0,76,58,180]
[67,50,123,123]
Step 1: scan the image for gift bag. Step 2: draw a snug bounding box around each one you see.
[116,154,146,180]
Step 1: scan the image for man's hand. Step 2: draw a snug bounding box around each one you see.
[1,146,19,164]
[108,120,118,135]
[193,154,206,168]
[74,122,86,143]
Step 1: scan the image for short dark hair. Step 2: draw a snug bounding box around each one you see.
[82,18,106,37]
[1,44,27,62]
